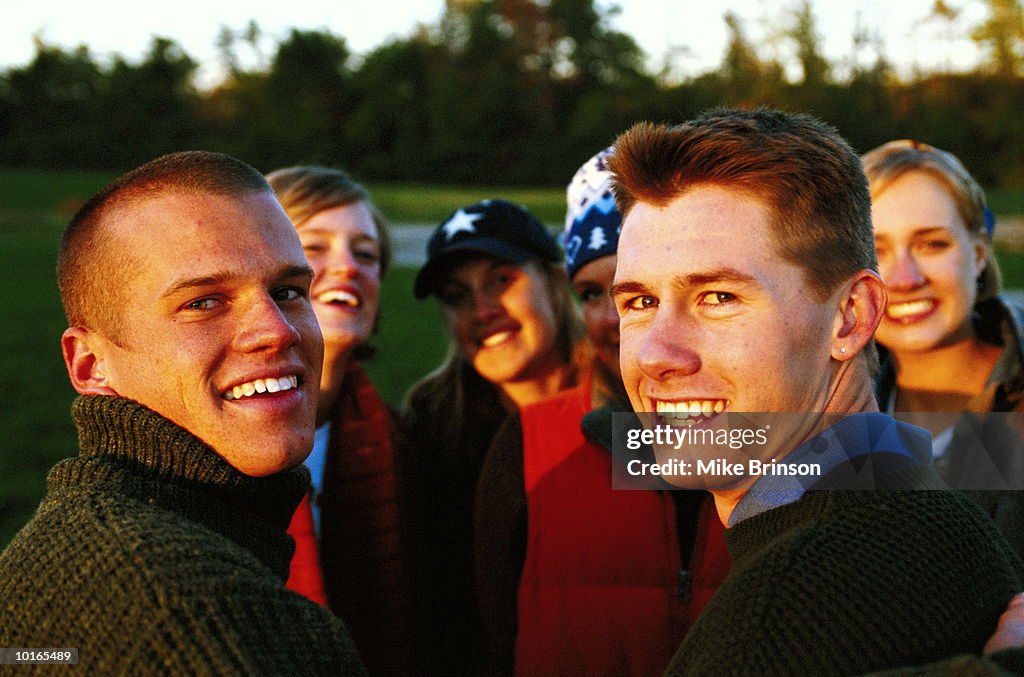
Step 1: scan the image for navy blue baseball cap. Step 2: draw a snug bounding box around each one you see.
[414,199,561,299]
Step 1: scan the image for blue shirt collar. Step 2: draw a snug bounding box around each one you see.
[728,413,932,526]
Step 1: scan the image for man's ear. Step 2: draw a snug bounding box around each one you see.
[61,327,119,396]
[831,270,887,361]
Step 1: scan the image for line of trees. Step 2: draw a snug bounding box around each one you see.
[0,0,1022,186]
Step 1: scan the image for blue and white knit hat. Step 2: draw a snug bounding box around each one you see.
[564,146,621,280]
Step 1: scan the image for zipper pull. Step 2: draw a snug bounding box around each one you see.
[677,569,692,602]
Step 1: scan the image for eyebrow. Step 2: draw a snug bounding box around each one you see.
[299,227,379,243]
[610,267,757,298]
[680,268,757,286]
[160,264,314,299]
[608,280,650,298]
[875,226,952,240]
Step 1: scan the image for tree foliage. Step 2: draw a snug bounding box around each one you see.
[0,0,1021,188]
[971,0,1024,78]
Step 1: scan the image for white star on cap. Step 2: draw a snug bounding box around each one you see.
[443,209,485,241]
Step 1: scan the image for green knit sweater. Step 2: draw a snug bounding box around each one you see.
[665,482,1024,676]
[0,396,367,676]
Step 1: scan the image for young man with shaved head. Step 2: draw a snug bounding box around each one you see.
[609,108,1024,675]
[0,152,366,674]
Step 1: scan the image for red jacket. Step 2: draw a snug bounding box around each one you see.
[515,383,731,676]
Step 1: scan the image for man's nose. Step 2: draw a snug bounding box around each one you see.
[235,293,303,354]
[634,310,701,381]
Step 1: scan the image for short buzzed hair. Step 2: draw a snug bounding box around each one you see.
[609,107,876,301]
[57,151,271,341]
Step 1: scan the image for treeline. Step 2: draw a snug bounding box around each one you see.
[1,0,1022,187]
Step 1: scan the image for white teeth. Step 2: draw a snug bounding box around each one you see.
[654,399,728,423]
[318,290,359,307]
[887,299,934,319]
[482,331,513,347]
[224,375,299,400]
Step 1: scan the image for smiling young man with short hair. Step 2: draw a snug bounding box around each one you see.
[609,109,1023,675]
[0,151,366,674]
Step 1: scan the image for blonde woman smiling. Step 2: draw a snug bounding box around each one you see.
[866,140,1024,555]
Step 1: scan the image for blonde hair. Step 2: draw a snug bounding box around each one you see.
[266,165,393,359]
[266,165,393,276]
[862,140,1000,301]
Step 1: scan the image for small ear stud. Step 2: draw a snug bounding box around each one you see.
[839,347,847,354]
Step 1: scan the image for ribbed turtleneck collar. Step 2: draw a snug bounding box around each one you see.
[74,395,254,486]
[52,395,310,578]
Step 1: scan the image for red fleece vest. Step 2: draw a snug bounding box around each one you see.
[516,384,730,677]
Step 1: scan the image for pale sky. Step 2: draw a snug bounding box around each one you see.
[2,1,989,86]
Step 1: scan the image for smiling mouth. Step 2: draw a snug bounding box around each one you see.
[481,330,515,348]
[223,375,299,400]
[886,299,936,321]
[317,289,361,308]
[655,399,727,426]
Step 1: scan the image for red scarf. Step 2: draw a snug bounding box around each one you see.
[287,360,410,674]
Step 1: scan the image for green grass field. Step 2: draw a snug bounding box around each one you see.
[0,167,571,224]
[1,167,1023,547]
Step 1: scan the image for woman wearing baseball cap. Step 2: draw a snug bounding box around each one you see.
[474,149,731,676]
[402,198,585,674]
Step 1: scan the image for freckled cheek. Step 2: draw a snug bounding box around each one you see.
[294,312,324,346]
[617,337,644,382]
[713,323,787,373]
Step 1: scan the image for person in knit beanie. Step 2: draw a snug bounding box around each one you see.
[0,151,366,675]
[473,147,730,676]
[609,108,1023,675]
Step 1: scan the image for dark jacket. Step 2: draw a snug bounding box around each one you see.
[400,364,509,676]
[0,396,366,676]
[875,294,1024,557]
[665,484,1023,676]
